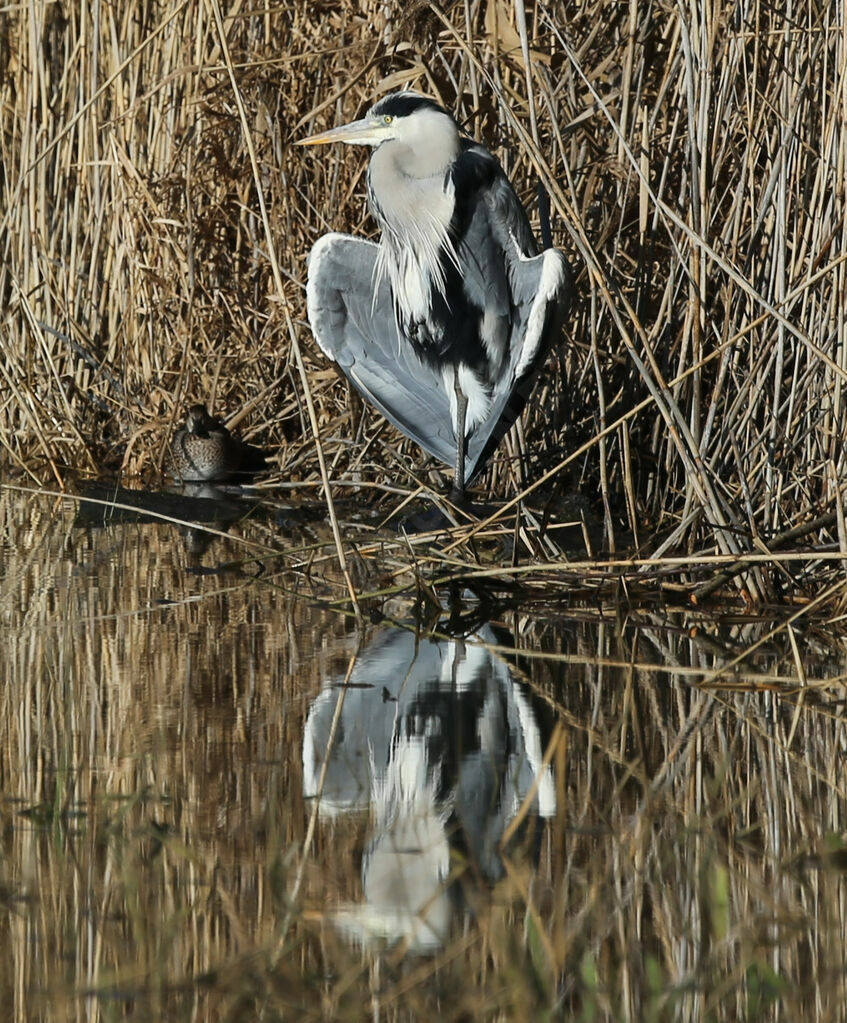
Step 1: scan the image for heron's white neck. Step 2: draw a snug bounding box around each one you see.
[368,114,461,324]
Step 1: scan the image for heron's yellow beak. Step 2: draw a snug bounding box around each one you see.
[295,116,394,148]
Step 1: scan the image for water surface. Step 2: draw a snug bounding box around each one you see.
[1,484,846,1020]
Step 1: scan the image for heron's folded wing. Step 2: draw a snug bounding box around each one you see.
[306,234,459,469]
[464,243,573,480]
[448,166,574,481]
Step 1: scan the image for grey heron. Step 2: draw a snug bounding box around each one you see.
[296,91,573,501]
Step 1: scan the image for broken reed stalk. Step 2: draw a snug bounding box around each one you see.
[0,1,845,598]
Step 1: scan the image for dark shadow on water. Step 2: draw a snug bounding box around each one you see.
[72,478,255,529]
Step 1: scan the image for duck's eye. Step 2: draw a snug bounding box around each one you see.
[383,115,393,125]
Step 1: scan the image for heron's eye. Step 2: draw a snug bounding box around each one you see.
[383,115,393,125]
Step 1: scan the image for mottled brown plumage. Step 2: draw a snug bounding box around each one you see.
[167,405,241,482]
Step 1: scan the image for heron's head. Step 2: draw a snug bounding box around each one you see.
[295,92,460,165]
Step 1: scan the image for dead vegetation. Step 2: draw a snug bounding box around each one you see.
[2,1,846,601]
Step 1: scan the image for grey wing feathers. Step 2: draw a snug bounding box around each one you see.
[455,171,572,476]
[463,242,572,479]
[306,234,459,469]
[482,169,539,258]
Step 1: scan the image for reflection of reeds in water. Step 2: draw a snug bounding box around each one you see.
[0,489,339,1015]
[2,490,847,1016]
[516,613,847,1019]
[3,2,847,600]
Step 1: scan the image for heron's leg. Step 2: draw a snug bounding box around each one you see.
[451,371,468,502]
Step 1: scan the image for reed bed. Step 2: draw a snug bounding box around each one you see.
[2,1,847,598]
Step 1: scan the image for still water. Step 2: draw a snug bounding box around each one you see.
[1,483,847,1020]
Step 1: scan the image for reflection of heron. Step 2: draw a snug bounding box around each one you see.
[302,626,555,953]
[297,91,573,499]
[337,736,452,954]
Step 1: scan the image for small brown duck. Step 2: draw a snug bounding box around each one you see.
[168,405,259,483]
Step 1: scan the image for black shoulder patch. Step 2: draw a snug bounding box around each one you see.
[447,142,501,238]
